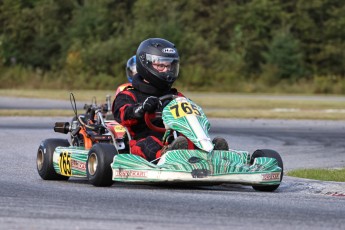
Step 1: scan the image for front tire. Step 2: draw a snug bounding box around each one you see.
[37,138,70,180]
[87,143,118,187]
[250,149,283,192]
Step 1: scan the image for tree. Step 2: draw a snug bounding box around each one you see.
[262,31,305,84]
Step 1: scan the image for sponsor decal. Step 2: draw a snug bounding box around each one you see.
[114,124,126,132]
[162,48,176,54]
[262,172,280,181]
[94,135,111,140]
[114,170,147,178]
[71,159,86,171]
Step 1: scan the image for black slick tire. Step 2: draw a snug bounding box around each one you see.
[250,149,283,192]
[37,138,70,180]
[87,143,118,187]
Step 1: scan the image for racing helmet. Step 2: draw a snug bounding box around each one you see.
[126,55,137,83]
[136,38,180,90]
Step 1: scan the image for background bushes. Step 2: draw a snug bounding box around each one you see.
[0,0,345,94]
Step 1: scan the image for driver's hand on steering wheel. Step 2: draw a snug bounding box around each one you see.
[142,96,162,113]
[133,96,162,119]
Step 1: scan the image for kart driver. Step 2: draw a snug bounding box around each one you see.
[112,38,228,162]
[114,55,136,98]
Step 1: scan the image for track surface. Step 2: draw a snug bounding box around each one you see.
[0,116,345,229]
[0,96,345,229]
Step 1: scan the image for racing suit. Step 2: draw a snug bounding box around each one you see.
[112,75,184,162]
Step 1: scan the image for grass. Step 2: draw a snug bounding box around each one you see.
[0,109,73,117]
[1,89,345,119]
[0,89,115,101]
[287,168,345,182]
[186,92,345,110]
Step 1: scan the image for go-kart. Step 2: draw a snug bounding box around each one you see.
[36,94,283,192]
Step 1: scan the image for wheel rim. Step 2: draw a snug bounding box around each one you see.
[37,149,44,171]
[88,152,98,176]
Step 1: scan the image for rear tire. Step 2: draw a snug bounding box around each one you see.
[250,149,283,192]
[37,138,70,180]
[87,143,118,187]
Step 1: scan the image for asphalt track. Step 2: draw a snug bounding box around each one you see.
[0,97,345,229]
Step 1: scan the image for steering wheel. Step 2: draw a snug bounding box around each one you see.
[144,94,178,133]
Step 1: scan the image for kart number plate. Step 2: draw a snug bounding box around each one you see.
[59,151,72,176]
[169,102,201,119]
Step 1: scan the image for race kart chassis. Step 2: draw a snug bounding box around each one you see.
[37,94,283,191]
[53,146,281,186]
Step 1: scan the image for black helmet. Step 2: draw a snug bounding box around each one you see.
[136,38,180,90]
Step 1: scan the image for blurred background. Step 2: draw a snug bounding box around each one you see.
[0,0,344,94]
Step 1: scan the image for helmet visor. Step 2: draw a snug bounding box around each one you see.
[146,54,179,80]
[126,63,137,82]
[127,64,137,76]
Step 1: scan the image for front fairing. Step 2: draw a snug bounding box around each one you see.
[162,97,214,152]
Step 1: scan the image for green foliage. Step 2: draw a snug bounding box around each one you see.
[312,75,345,94]
[287,168,345,182]
[0,0,345,94]
[262,32,305,85]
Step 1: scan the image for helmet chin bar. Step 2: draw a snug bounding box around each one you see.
[163,73,176,83]
[142,68,176,90]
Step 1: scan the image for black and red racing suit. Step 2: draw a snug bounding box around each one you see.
[112,75,184,161]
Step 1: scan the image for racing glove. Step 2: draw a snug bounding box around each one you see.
[132,96,161,118]
[142,96,161,113]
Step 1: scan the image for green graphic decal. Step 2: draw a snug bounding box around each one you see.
[54,147,88,177]
[163,98,213,152]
